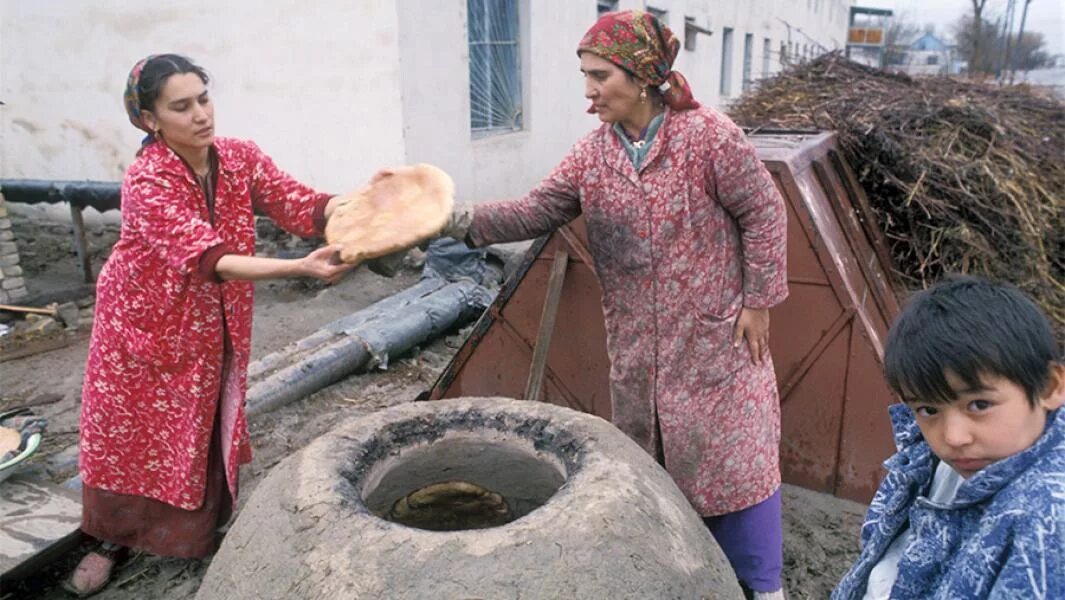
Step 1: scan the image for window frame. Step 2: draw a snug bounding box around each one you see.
[468,0,524,139]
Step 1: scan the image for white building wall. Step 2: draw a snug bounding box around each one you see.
[396,0,596,203]
[0,0,406,194]
[645,0,852,108]
[1,0,851,218]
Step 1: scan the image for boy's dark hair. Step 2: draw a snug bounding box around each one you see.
[137,54,209,112]
[884,275,1060,407]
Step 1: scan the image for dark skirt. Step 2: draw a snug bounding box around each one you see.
[80,417,233,559]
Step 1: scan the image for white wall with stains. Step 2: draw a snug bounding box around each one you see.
[1,0,406,194]
[1,0,851,223]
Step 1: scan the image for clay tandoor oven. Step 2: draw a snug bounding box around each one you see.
[197,398,743,599]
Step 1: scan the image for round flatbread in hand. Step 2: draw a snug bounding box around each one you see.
[325,164,454,264]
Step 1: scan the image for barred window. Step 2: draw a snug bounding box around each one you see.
[468,0,523,137]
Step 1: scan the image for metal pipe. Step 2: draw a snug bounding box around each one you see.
[0,179,121,213]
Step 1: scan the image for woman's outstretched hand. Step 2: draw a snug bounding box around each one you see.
[733,307,771,365]
[298,244,357,284]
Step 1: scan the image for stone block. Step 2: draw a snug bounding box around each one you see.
[1,265,21,277]
[0,218,11,230]
[2,276,26,290]
[57,302,81,329]
[26,315,60,335]
[0,230,13,241]
[0,242,17,255]
[0,255,19,268]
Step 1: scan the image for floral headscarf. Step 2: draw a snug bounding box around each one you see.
[123,55,157,142]
[577,10,699,112]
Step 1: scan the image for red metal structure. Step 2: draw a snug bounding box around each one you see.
[428,131,901,503]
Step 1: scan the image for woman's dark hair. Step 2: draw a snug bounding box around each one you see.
[137,54,209,112]
[883,275,1060,407]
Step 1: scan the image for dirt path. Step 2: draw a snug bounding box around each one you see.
[0,211,865,599]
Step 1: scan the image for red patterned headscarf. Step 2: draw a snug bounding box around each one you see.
[577,10,699,112]
[124,55,157,137]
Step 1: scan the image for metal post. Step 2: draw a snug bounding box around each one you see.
[67,203,94,283]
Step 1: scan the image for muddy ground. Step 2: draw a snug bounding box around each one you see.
[0,209,866,599]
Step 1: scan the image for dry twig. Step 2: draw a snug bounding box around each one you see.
[730,53,1064,334]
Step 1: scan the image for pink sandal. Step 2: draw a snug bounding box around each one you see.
[62,542,127,598]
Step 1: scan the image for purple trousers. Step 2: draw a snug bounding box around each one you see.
[703,488,784,593]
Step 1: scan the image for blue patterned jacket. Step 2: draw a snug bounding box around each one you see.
[833,405,1064,599]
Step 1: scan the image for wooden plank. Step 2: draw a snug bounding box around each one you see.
[0,331,85,363]
[0,304,58,317]
[523,250,569,403]
[0,477,83,580]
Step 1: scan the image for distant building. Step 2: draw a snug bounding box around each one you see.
[897,32,958,76]
[846,6,892,67]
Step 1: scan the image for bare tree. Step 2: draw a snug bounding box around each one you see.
[969,0,991,73]
[883,12,923,66]
[955,1,1052,76]
[1011,31,1053,71]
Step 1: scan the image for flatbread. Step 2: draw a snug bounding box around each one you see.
[325,164,455,264]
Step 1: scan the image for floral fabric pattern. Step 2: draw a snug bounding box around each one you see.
[468,106,788,515]
[832,405,1065,599]
[79,138,330,510]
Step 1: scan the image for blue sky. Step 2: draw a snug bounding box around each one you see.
[863,0,1064,57]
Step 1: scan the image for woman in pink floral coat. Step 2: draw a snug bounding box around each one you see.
[447,11,789,599]
[66,55,356,596]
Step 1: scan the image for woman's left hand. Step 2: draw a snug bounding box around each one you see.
[299,244,357,285]
[733,307,771,365]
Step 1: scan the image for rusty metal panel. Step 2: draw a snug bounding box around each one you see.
[756,131,900,501]
[427,131,901,503]
[430,224,612,419]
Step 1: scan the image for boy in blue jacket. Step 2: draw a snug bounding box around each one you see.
[833,275,1064,599]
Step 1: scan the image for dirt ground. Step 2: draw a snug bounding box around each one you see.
[0,209,866,599]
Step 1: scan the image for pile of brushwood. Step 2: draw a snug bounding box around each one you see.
[729,52,1064,334]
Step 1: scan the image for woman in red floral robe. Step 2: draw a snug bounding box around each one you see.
[67,54,355,596]
[447,11,789,599]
